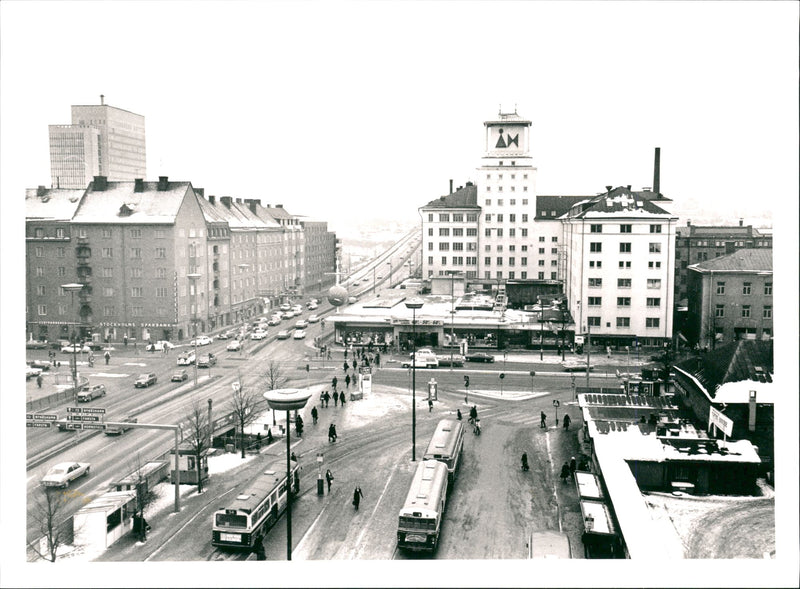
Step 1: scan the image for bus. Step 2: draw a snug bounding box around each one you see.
[397,460,449,552]
[211,458,299,550]
[423,419,464,483]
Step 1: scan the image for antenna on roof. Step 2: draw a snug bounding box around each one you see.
[514,104,517,114]
[100,94,105,106]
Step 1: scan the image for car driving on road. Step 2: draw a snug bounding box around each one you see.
[172,369,189,382]
[226,340,242,351]
[190,335,213,346]
[308,314,320,323]
[135,372,157,388]
[293,329,307,340]
[465,352,495,363]
[77,384,106,402]
[41,462,91,488]
[197,353,216,368]
[277,330,291,340]
[177,351,196,365]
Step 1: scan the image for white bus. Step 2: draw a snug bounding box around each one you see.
[397,460,449,552]
[423,419,465,483]
[211,458,299,550]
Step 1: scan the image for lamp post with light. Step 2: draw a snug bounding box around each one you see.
[61,283,83,403]
[187,273,201,388]
[262,388,312,560]
[538,297,544,361]
[405,298,423,461]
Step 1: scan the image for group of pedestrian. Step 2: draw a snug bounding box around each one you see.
[559,456,578,483]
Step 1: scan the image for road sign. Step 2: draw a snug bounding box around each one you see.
[27,422,52,429]
[83,423,107,430]
[68,415,100,422]
[65,423,83,430]
[27,414,57,421]
[66,406,106,415]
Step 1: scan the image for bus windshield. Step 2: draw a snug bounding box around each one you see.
[399,516,436,530]
[215,513,248,528]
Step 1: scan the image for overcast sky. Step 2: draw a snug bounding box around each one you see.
[1,1,797,232]
[2,2,798,585]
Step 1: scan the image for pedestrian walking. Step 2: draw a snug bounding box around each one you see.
[352,359,357,371]
[324,391,331,408]
[332,376,338,391]
[333,390,339,406]
[560,462,571,483]
[521,453,529,471]
[540,411,547,429]
[311,406,318,424]
[325,469,334,492]
[352,486,364,510]
[327,349,332,360]
[295,415,304,436]
[345,374,351,389]
[562,414,571,430]
[124,335,128,347]
[328,423,337,443]
[469,405,478,424]
[428,398,433,412]
[375,352,380,367]
[255,432,262,450]
[267,429,274,444]
[104,350,110,365]
[456,409,462,421]
[291,452,297,462]
[343,361,349,373]
[344,348,348,360]
[569,456,577,475]
[36,374,43,388]
[340,392,346,406]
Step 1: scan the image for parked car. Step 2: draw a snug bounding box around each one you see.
[77,384,106,402]
[172,369,189,382]
[135,372,157,388]
[226,340,242,351]
[401,350,439,368]
[562,361,594,372]
[277,330,291,340]
[105,416,138,435]
[146,340,175,352]
[26,339,48,350]
[61,343,91,354]
[295,319,308,329]
[293,329,307,340]
[197,353,216,368]
[28,359,51,371]
[190,335,213,346]
[41,462,90,488]
[465,352,495,363]
[251,330,267,341]
[177,351,196,366]
[26,364,43,380]
[436,354,466,367]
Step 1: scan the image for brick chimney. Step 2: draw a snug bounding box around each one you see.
[93,176,108,191]
[450,179,453,194]
[653,147,661,195]
[208,195,215,205]
[248,200,257,214]
[194,187,204,198]
[157,176,169,191]
[220,196,232,208]
[605,185,613,193]
[236,198,242,204]
[134,178,144,193]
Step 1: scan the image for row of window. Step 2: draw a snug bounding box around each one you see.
[590,224,663,234]
[589,260,662,270]
[432,228,479,237]
[584,316,661,328]
[589,242,663,254]
[484,185,529,193]
[586,297,661,307]
[485,173,528,181]
[36,304,168,317]
[484,214,530,222]
[715,305,772,319]
[588,278,662,289]
[429,213,479,223]
[715,281,772,296]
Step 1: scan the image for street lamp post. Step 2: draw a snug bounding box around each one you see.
[386,261,393,289]
[187,274,201,388]
[538,297,544,361]
[405,298,423,461]
[263,388,312,561]
[61,283,83,403]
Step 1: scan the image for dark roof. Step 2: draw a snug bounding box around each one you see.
[535,195,589,219]
[421,183,478,209]
[690,248,772,273]
[567,186,672,218]
[676,225,768,239]
[674,340,773,395]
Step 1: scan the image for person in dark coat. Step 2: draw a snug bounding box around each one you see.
[36,374,43,388]
[104,350,111,365]
[352,359,357,371]
[325,469,334,492]
[469,405,478,423]
[343,361,349,373]
[345,374,351,389]
[569,456,577,474]
[311,406,318,424]
[521,453,529,471]
[340,392,346,406]
[295,415,304,436]
[328,423,337,443]
[456,409,462,421]
[332,376,338,391]
[352,486,364,510]
[540,411,547,428]
[333,390,339,406]
[560,462,571,483]
[562,414,571,430]
[428,399,433,412]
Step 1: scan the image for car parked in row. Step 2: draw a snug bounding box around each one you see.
[465,352,495,363]
[146,340,175,352]
[77,384,106,402]
[61,343,92,354]
[41,462,91,488]
[436,354,466,367]
[134,372,157,388]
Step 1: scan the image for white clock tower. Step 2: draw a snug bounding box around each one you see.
[477,109,537,284]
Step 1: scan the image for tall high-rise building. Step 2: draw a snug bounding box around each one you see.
[49,95,146,189]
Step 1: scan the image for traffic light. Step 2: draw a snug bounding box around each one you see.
[464,375,470,388]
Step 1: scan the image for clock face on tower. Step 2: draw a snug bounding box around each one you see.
[495,127,520,149]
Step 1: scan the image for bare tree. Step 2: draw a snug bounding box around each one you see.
[230,373,265,458]
[183,396,211,494]
[27,488,71,562]
[128,452,159,542]
[261,360,288,427]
